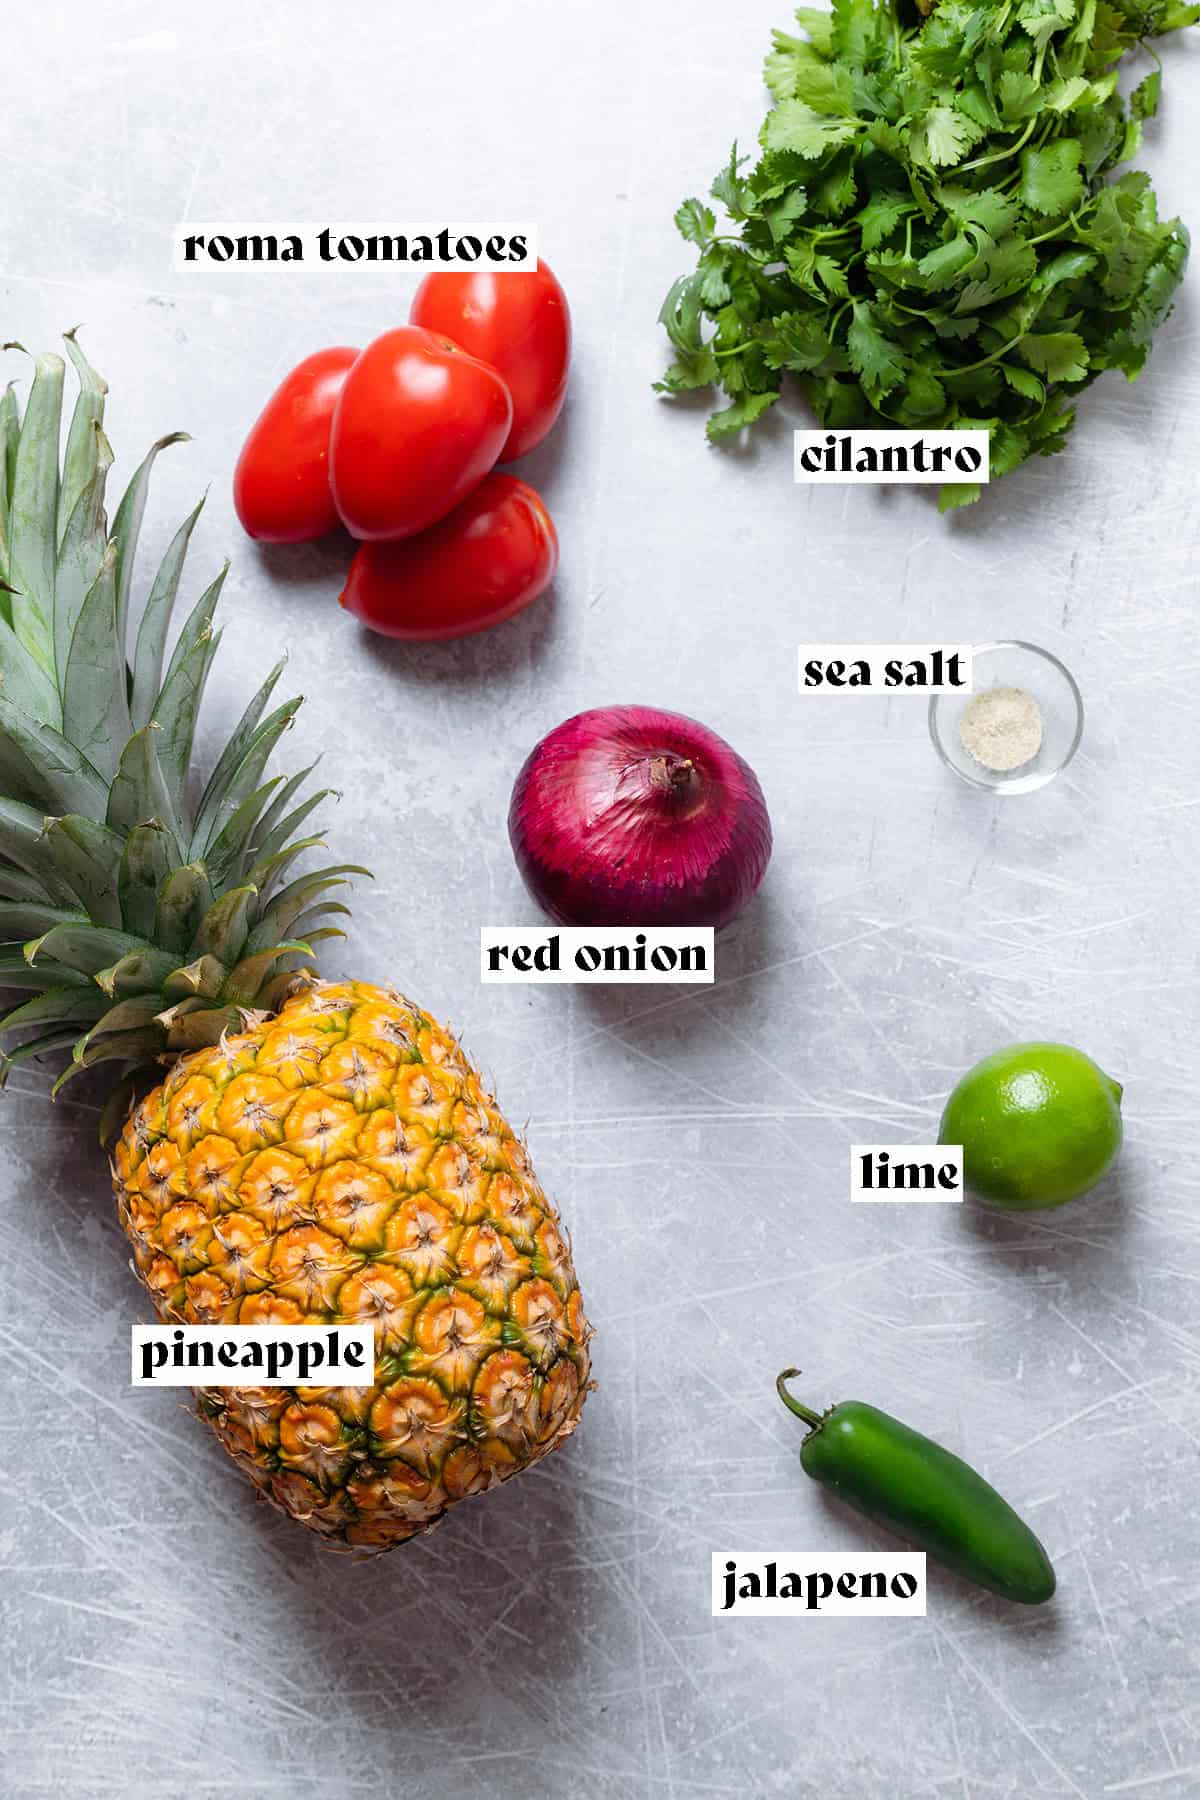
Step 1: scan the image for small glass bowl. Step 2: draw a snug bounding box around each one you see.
[929,640,1084,795]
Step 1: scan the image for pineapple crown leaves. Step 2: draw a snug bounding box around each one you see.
[0,336,367,1098]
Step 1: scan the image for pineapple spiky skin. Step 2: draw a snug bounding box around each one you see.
[113,978,592,1551]
[0,336,362,1093]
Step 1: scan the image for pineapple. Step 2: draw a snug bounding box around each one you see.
[0,338,591,1552]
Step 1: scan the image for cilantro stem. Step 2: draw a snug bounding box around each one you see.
[957,113,1039,174]
[938,332,1028,377]
[1026,205,1089,246]
[957,43,1048,174]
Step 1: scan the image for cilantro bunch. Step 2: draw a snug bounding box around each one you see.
[658,0,1197,506]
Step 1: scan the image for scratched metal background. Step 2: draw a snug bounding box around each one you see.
[1,3,1198,1795]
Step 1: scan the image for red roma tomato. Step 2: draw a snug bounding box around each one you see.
[329,326,512,541]
[233,347,359,542]
[409,260,570,461]
[339,472,557,640]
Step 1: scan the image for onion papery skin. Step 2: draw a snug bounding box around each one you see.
[508,706,772,929]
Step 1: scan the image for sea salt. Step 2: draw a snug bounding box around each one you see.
[958,685,1043,773]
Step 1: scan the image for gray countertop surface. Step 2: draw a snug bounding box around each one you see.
[2,3,1199,1795]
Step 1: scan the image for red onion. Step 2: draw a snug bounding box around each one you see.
[508,705,772,929]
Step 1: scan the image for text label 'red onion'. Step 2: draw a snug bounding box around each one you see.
[173,224,537,272]
[794,430,990,485]
[481,927,715,985]
[132,1325,376,1387]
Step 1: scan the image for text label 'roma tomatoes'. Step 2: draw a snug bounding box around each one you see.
[329,326,512,542]
[233,346,358,543]
[410,260,570,462]
[339,472,557,641]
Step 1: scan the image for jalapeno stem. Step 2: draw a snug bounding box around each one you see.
[776,1368,826,1430]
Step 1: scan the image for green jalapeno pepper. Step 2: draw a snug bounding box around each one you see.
[776,1370,1056,1606]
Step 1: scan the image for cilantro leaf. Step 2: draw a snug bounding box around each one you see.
[1079,185,1152,298]
[655,345,721,393]
[858,192,914,250]
[938,481,984,511]
[998,69,1042,122]
[1002,363,1047,402]
[831,0,891,63]
[1018,331,1090,381]
[939,187,1021,236]
[1045,73,1091,111]
[957,83,1004,130]
[782,239,817,290]
[659,273,705,353]
[763,99,860,158]
[911,0,987,76]
[765,31,808,100]
[697,250,733,308]
[675,199,716,247]
[814,155,858,217]
[1131,69,1162,120]
[1033,247,1096,293]
[911,106,985,168]
[706,390,779,441]
[898,367,948,418]
[917,234,976,287]
[1020,140,1085,214]
[710,145,752,220]
[867,246,924,287]
[766,33,855,110]
[813,253,851,297]
[793,6,834,56]
[762,187,810,243]
[1017,0,1076,49]
[846,302,908,393]
[955,233,1038,311]
[760,312,833,371]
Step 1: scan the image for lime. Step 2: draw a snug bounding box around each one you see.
[938,1042,1123,1210]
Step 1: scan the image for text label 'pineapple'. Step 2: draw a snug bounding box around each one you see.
[481,927,714,984]
[132,1325,376,1387]
[800,646,973,693]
